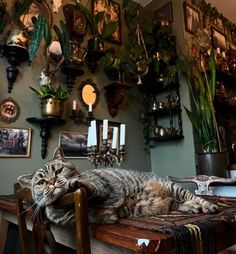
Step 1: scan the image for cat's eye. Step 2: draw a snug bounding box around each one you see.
[38,179,46,185]
[55,168,63,175]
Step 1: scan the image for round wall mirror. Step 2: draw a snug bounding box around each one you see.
[78,79,99,108]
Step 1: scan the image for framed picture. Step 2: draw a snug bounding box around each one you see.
[154,2,173,26]
[0,127,31,157]
[183,2,200,35]
[59,131,88,158]
[0,97,20,123]
[92,0,121,44]
[98,121,120,152]
[211,27,227,51]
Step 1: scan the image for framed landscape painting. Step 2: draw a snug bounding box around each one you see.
[0,127,31,157]
[59,131,88,158]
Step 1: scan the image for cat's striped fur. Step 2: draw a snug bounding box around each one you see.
[18,147,218,226]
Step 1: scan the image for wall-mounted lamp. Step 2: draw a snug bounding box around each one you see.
[70,100,94,125]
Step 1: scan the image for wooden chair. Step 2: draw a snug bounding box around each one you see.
[14,183,91,254]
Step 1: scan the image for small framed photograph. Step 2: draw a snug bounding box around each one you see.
[0,97,20,123]
[92,0,121,44]
[59,131,88,158]
[0,127,31,157]
[183,1,200,35]
[154,2,173,26]
[98,121,120,152]
[211,27,227,51]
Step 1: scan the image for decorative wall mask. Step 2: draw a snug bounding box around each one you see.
[0,97,20,123]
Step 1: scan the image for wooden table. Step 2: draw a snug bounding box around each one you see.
[1,195,236,254]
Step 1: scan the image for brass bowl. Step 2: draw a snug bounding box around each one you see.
[41,98,64,118]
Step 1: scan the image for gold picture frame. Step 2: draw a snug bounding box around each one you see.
[0,127,31,157]
[0,97,20,123]
[92,0,121,44]
[183,1,200,35]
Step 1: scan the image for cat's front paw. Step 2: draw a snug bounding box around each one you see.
[178,200,202,214]
[201,201,218,214]
[67,179,81,191]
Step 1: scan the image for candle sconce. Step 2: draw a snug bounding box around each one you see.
[87,142,126,168]
[70,109,94,125]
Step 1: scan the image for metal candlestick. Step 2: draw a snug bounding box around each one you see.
[87,140,125,168]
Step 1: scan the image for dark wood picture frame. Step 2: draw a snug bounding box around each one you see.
[183,1,200,35]
[59,131,88,158]
[154,2,173,26]
[92,0,121,44]
[211,27,227,51]
[0,127,31,157]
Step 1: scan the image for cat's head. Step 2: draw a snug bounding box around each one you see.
[18,147,78,206]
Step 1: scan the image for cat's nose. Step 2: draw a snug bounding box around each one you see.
[48,177,56,185]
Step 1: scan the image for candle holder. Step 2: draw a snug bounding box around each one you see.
[87,111,94,125]
[70,109,85,124]
[87,140,126,168]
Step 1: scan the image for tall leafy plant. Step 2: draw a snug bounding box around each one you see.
[28,17,69,62]
[183,49,221,153]
[75,2,118,40]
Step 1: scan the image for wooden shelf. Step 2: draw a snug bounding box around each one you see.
[26,117,66,159]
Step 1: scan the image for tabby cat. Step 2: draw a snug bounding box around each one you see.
[18,147,218,226]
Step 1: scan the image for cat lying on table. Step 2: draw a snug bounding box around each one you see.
[18,147,218,226]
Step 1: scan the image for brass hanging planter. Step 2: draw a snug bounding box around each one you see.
[41,98,64,118]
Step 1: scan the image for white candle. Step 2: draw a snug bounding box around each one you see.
[91,120,97,146]
[112,127,118,149]
[89,103,92,112]
[120,124,126,146]
[87,126,92,148]
[222,51,226,58]
[103,119,108,140]
[72,100,76,110]
[217,47,220,54]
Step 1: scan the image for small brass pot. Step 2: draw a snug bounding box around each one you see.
[41,98,64,118]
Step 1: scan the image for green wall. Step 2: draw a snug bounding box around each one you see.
[146,0,196,177]
[0,0,151,195]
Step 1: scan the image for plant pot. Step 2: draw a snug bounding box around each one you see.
[196,152,229,178]
[41,98,64,118]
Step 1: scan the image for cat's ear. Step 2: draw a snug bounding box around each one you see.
[53,146,66,161]
[17,174,33,189]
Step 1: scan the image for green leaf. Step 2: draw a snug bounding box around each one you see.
[14,0,33,21]
[95,11,105,24]
[101,21,118,39]
[28,15,46,61]
[44,21,52,47]
[75,2,96,35]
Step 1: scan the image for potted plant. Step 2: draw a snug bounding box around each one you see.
[75,2,118,72]
[29,83,69,118]
[182,49,229,177]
